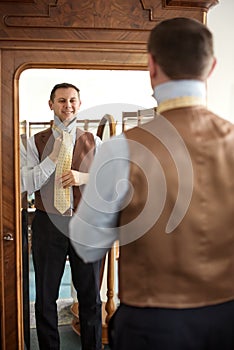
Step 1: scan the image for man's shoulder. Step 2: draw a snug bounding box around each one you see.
[34,127,52,138]
[34,128,53,149]
[75,127,95,140]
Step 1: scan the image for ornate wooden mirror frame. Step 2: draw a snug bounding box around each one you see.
[0,0,218,348]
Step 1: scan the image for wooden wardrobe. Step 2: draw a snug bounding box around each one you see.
[0,1,218,348]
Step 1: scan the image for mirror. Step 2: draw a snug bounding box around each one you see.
[19,67,155,347]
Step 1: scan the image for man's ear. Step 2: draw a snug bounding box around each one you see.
[48,100,53,110]
[207,57,217,78]
[148,53,159,89]
[148,53,157,80]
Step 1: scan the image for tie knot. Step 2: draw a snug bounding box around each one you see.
[62,130,73,147]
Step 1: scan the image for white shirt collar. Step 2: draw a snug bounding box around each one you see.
[153,80,206,105]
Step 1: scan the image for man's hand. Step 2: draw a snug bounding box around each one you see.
[55,170,89,188]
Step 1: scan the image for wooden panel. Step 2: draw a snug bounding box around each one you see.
[0,0,207,41]
[4,0,152,29]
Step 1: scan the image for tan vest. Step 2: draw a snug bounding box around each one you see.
[34,127,95,215]
[119,106,234,308]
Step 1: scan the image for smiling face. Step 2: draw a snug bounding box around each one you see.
[49,87,81,125]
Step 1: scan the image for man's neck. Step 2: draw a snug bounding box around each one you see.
[54,115,77,133]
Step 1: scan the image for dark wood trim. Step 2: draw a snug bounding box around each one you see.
[164,0,219,10]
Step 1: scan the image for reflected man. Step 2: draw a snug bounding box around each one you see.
[26,83,103,350]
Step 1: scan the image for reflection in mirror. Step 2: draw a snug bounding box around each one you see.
[19,68,156,346]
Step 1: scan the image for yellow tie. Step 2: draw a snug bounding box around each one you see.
[54,131,73,214]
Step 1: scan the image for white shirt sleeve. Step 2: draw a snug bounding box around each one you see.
[69,133,130,262]
[20,137,27,193]
[26,136,56,195]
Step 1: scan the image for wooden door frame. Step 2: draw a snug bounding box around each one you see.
[13,58,149,350]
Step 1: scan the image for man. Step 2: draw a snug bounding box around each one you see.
[26,83,103,350]
[69,18,234,350]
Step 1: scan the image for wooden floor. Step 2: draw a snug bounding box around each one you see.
[30,325,110,350]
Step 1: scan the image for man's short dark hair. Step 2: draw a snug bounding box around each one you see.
[147,17,214,80]
[50,82,80,102]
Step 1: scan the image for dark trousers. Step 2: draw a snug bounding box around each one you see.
[32,209,102,350]
[22,209,30,350]
[109,302,234,350]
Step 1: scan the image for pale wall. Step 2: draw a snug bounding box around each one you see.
[207,0,234,122]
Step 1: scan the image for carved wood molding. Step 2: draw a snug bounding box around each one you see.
[0,0,33,2]
[1,0,215,31]
[141,0,219,20]
[2,0,154,29]
[164,0,219,10]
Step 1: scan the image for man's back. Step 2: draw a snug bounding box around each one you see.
[119,106,234,308]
